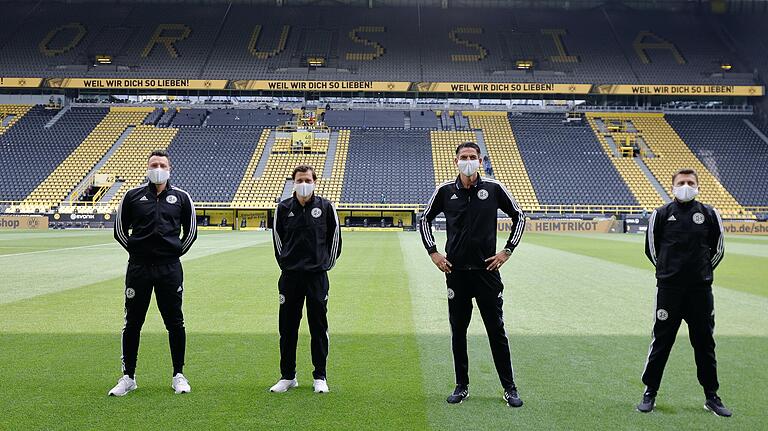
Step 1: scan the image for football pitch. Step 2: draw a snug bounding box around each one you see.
[1,230,766,430]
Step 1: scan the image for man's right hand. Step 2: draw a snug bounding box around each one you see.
[430,252,453,273]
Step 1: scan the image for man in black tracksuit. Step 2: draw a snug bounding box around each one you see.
[270,165,341,394]
[109,150,197,397]
[419,142,526,407]
[638,168,731,417]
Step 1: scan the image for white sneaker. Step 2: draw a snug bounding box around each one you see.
[269,378,298,393]
[313,379,329,393]
[172,373,191,394]
[108,375,137,397]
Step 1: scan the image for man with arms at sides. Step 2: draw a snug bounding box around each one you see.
[270,165,341,394]
[109,149,198,396]
[638,168,730,417]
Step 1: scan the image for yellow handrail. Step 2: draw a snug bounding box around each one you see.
[68,177,93,205]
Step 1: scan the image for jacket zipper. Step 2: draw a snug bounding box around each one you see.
[154,193,161,235]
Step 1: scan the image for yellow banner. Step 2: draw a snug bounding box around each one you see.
[231,80,411,92]
[3,76,759,96]
[498,219,620,233]
[593,84,764,96]
[721,221,768,235]
[341,227,403,232]
[45,78,228,90]
[0,78,43,88]
[0,215,48,230]
[382,211,413,226]
[237,209,269,228]
[200,210,236,225]
[413,82,593,94]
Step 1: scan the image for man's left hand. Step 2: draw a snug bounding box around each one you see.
[484,251,510,271]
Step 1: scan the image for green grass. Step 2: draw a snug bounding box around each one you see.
[1,230,766,430]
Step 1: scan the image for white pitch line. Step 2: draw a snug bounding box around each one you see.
[0,239,268,258]
[0,242,115,258]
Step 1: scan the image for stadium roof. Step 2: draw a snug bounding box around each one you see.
[5,0,766,12]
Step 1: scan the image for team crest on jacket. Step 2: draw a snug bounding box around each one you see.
[477,189,489,200]
[447,288,455,299]
[166,195,178,204]
[692,212,705,224]
[311,208,322,218]
[125,288,136,299]
[279,294,286,305]
[657,309,669,321]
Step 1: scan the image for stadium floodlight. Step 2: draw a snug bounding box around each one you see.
[95,55,112,65]
[515,60,534,70]
[307,57,326,67]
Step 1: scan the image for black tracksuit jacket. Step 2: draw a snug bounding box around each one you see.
[272,194,341,272]
[645,199,725,288]
[114,181,198,264]
[419,175,525,270]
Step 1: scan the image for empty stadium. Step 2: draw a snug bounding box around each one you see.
[1,0,767,429]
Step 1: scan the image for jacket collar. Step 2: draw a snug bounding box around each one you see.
[455,173,482,190]
[291,193,317,207]
[147,179,172,195]
[672,198,697,210]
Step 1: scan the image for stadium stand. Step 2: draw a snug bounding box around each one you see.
[606,12,753,84]
[20,107,152,212]
[171,109,208,127]
[166,128,266,204]
[2,103,767,217]
[1,107,107,210]
[410,111,441,129]
[721,16,768,87]
[206,109,292,128]
[232,129,273,208]
[323,110,366,129]
[464,112,541,211]
[508,113,638,207]
[257,137,328,204]
[430,130,479,185]
[0,4,758,85]
[667,114,768,207]
[0,105,33,135]
[341,129,434,205]
[585,115,667,210]
[597,113,749,218]
[315,130,350,204]
[98,125,179,212]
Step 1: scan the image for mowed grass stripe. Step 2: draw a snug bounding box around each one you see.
[399,232,768,430]
[400,232,767,337]
[0,232,430,429]
[523,233,768,297]
[0,232,115,255]
[0,231,271,305]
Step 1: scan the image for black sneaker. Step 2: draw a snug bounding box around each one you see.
[636,392,656,413]
[446,385,469,404]
[704,396,732,417]
[503,387,523,407]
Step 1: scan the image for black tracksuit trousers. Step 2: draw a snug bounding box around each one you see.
[278,270,330,380]
[121,261,186,377]
[641,285,719,397]
[446,269,516,390]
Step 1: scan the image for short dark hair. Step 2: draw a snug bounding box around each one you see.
[672,168,698,184]
[148,149,170,161]
[292,164,317,180]
[455,142,481,156]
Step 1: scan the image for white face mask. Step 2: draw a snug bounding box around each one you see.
[673,184,698,202]
[294,182,315,199]
[147,168,170,185]
[457,159,480,177]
